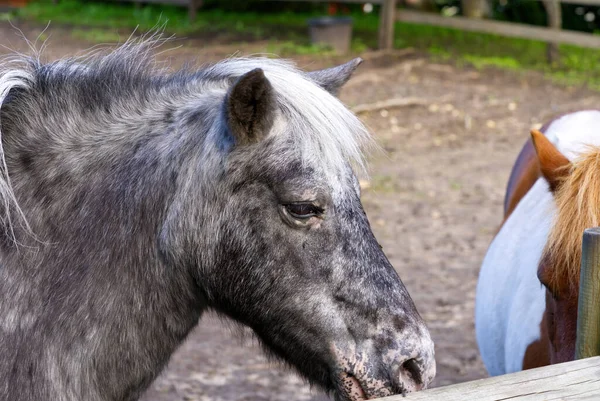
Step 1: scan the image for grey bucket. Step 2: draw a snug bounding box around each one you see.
[307,16,353,54]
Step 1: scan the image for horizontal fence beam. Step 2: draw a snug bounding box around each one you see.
[396,9,600,49]
[266,0,600,4]
[100,0,191,4]
[560,0,600,4]
[373,356,600,400]
[262,0,383,3]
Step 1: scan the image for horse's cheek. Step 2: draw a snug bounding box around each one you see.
[555,297,578,363]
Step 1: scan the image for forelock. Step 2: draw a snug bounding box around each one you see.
[205,58,373,177]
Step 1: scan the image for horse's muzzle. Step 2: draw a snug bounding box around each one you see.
[332,329,436,400]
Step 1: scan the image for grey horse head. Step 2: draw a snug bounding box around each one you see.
[0,41,434,401]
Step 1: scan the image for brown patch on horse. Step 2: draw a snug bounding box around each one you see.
[530,129,571,192]
[522,308,551,370]
[544,146,600,293]
[503,138,539,221]
[503,120,558,221]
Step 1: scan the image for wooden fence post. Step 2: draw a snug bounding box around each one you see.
[575,227,600,359]
[378,0,396,50]
[542,0,562,64]
[188,0,202,22]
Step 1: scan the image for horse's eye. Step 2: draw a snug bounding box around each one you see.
[284,203,322,219]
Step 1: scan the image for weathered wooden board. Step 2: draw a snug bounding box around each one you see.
[374,356,600,400]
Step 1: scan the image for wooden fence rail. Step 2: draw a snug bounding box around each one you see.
[395,8,600,49]
[379,0,600,59]
[373,356,600,400]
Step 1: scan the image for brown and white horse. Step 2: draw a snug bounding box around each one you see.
[476,110,600,375]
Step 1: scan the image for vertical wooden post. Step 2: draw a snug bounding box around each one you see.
[542,0,561,64]
[189,0,202,22]
[576,227,600,360]
[378,0,397,50]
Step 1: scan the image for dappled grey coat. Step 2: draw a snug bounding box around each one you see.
[0,39,435,401]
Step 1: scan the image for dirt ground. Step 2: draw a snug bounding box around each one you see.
[2,22,600,401]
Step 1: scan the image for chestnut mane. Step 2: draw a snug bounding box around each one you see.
[544,147,600,291]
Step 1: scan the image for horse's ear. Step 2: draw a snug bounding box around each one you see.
[225,68,275,146]
[306,58,362,95]
[530,129,571,191]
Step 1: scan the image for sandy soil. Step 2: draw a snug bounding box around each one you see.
[1,21,599,401]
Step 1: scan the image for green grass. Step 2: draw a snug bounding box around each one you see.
[10,0,600,90]
[392,23,600,89]
[15,0,330,38]
[266,41,335,57]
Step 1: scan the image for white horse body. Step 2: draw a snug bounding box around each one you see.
[475,110,600,375]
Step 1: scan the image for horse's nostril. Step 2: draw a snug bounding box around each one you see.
[401,358,423,385]
[397,358,425,393]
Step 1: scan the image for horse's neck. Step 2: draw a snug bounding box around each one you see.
[0,91,210,293]
[476,177,552,375]
[0,95,210,400]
